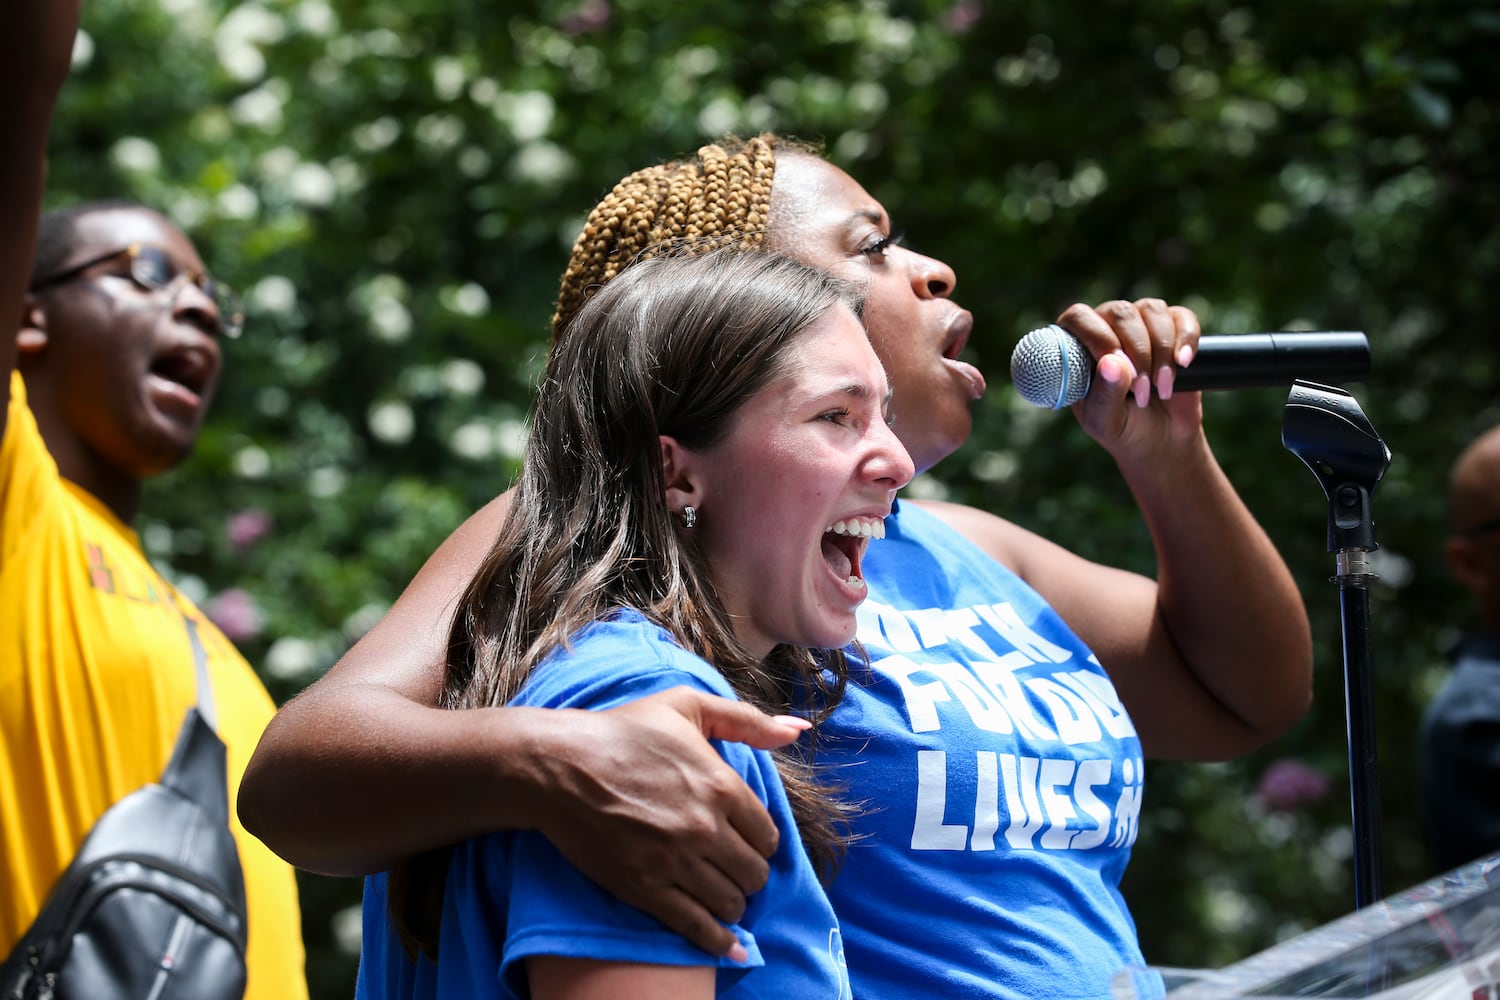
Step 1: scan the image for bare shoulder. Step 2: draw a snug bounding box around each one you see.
[906,498,1037,574]
[310,488,516,698]
[419,490,514,580]
[908,497,1145,607]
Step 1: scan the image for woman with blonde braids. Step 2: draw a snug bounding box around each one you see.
[551,141,772,329]
[244,135,1313,1000]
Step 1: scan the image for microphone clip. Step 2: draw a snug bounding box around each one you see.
[1281,379,1391,562]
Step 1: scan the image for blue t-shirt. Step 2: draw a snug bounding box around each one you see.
[356,611,850,1000]
[1419,631,1500,871]
[824,500,1146,1000]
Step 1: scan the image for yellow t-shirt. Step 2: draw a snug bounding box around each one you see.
[0,372,308,999]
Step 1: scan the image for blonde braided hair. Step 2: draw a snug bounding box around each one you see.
[551,134,778,339]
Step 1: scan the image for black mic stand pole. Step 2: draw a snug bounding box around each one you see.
[1281,380,1392,911]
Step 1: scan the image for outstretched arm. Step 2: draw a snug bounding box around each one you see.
[239,491,803,957]
[927,298,1312,761]
[1,0,79,430]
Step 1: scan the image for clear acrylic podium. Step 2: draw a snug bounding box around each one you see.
[1111,852,1500,999]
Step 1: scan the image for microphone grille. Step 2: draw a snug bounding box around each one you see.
[1010,324,1092,409]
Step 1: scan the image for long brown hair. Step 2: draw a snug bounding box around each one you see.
[394,248,865,958]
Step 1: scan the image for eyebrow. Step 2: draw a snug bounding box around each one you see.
[846,207,888,228]
[833,381,894,409]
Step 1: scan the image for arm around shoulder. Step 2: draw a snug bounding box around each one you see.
[239,489,807,957]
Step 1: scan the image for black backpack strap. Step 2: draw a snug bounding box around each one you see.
[0,600,249,999]
[160,613,231,825]
[184,611,217,732]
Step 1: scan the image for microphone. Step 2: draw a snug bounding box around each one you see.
[1009,325,1371,409]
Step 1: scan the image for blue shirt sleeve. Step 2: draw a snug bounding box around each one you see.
[439,615,770,998]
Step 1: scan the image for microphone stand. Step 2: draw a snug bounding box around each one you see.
[1282,380,1392,911]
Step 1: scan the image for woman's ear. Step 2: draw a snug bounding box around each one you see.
[659,435,702,518]
[16,295,48,356]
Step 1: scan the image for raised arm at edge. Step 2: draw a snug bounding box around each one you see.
[1,1,81,432]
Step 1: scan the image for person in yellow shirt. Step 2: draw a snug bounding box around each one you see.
[0,6,308,998]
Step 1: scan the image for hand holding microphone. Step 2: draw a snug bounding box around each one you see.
[1009,324,1371,409]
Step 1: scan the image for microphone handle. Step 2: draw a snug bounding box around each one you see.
[1175,332,1370,391]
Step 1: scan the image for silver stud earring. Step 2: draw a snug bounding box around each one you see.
[681,506,697,528]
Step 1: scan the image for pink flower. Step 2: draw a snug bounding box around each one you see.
[226,509,273,551]
[942,0,982,34]
[559,0,609,34]
[1255,758,1332,812]
[206,588,264,643]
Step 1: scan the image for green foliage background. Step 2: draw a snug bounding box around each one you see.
[42,0,1500,994]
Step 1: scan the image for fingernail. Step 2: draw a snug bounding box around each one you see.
[729,942,750,964]
[1156,365,1174,401]
[771,715,812,730]
[1132,374,1150,408]
[1099,356,1127,385]
[1177,344,1195,367]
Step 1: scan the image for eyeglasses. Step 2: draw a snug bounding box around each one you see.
[1459,513,1500,538]
[30,243,245,338]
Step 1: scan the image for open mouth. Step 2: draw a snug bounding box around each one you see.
[941,311,973,361]
[149,345,214,399]
[940,310,986,399]
[821,516,888,591]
